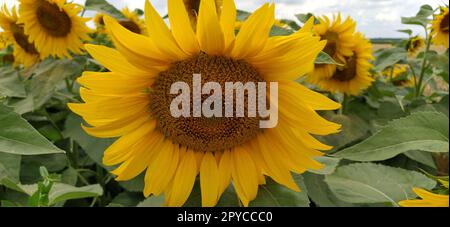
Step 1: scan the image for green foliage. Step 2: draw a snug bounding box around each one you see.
[84,0,124,19]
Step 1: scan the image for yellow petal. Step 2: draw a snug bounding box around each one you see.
[168,0,200,55]
[165,149,198,207]
[218,150,232,195]
[230,3,274,59]
[200,152,220,207]
[231,147,259,206]
[197,0,225,55]
[219,0,236,51]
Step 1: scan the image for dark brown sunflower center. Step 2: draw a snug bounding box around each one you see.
[321,31,339,57]
[332,55,357,82]
[150,53,265,152]
[118,20,142,34]
[441,13,449,32]
[36,0,72,37]
[393,79,409,87]
[10,23,38,55]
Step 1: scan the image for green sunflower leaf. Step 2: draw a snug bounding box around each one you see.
[325,163,436,205]
[0,67,26,98]
[315,52,344,66]
[334,111,449,162]
[401,5,433,27]
[47,183,103,205]
[85,0,125,19]
[0,103,64,156]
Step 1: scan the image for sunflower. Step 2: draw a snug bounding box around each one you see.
[0,32,7,49]
[399,188,449,207]
[309,14,357,80]
[406,36,425,56]
[236,19,289,30]
[382,64,415,87]
[69,0,341,207]
[93,13,106,33]
[307,32,374,96]
[18,0,91,59]
[431,6,449,48]
[117,8,147,35]
[0,5,39,67]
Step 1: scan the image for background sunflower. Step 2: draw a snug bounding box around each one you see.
[18,0,91,59]
[431,6,449,48]
[406,36,425,56]
[0,5,39,67]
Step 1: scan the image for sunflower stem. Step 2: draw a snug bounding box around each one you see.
[415,30,432,97]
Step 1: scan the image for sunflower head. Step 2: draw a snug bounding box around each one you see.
[310,13,357,80]
[307,32,374,96]
[183,0,223,29]
[431,6,449,48]
[406,36,425,56]
[69,0,341,207]
[18,0,91,59]
[399,188,449,207]
[382,64,415,87]
[93,13,106,33]
[0,4,39,67]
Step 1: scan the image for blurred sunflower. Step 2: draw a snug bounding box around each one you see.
[117,8,147,35]
[399,188,449,207]
[93,13,106,33]
[307,32,374,96]
[406,36,425,56]
[0,32,7,49]
[18,0,91,59]
[431,6,449,48]
[0,5,39,67]
[69,0,341,207]
[309,14,356,80]
[382,64,415,87]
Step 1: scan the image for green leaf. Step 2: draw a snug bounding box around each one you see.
[137,195,165,207]
[401,5,433,27]
[236,10,251,21]
[319,113,371,152]
[397,29,413,36]
[428,53,449,83]
[48,183,103,205]
[315,52,344,66]
[308,156,340,175]
[12,60,82,114]
[250,175,310,207]
[84,0,124,19]
[295,13,318,24]
[0,67,26,98]
[270,26,293,36]
[325,163,436,205]
[0,153,21,181]
[108,192,144,207]
[303,173,355,207]
[334,112,449,162]
[404,150,437,169]
[374,47,407,71]
[0,103,64,155]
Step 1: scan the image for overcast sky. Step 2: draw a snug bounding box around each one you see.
[1,0,445,38]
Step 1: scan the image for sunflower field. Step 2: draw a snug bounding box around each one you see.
[0,0,448,208]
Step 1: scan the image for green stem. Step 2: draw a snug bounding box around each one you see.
[416,30,432,97]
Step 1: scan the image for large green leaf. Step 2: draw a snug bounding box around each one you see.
[48,183,103,205]
[334,112,449,161]
[0,103,64,155]
[401,5,433,27]
[249,175,310,207]
[0,67,26,98]
[84,0,124,19]
[315,52,343,66]
[0,153,21,181]
[325,163,436,205]
[303,173,355,207]
[137,195,165,207]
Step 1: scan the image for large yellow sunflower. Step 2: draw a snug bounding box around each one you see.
[18,0,91,59]
[382,64,415,87]
[406,36,425,56]
[0,5,39,67]
[307,32,374,96]
[431,6,449,48]
[183,0,223,29]
[93,13,106,33]
[399,188,449,207]
[310,14,357,80]
[69,0,341,207]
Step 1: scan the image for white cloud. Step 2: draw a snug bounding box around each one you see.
[0,0,444,38]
